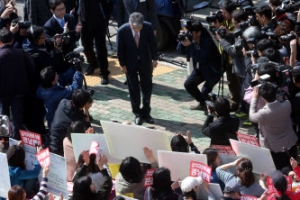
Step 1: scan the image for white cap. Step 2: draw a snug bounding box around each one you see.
[180,176,203,193]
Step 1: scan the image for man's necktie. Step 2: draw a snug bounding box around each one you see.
[134,32,139,47]
[60,19,65,28]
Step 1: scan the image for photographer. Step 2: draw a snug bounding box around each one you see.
[178,21,222,111]
[255,4,277,35]
[269,0,289,22]
[249,82,298,170]
[44,0,81,55]
[22,25,70,136]
[289,68,300,142]
[215,9,248,118]
[36,66,83,128]
[201,98,239,146]
[212,0,241,111]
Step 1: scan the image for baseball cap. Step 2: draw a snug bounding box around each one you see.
[180,176,203,193]
[223,179,240,193]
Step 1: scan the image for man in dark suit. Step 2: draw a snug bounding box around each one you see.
[117,0,158,35]
[44,0,81,55]
[117,12,158,125]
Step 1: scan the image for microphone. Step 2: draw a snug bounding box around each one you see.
[73,46,84,54]
[65,46,84,58]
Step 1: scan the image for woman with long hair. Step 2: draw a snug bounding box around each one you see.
[216,157,265,197]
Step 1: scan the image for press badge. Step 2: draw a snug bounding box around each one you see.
[196,62,199,69]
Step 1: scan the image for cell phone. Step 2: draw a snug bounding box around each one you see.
[250,80,259,87]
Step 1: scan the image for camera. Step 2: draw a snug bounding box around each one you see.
[276,0,300,15]
[205,92,217,112]
[274,64,293,87]
[211,27,227,38]
[280,33,296,42]
[177,19,193,42]
[52,32,71,47]
[206,11,224,24]
[246,49,258,57]
[11,20,32,29]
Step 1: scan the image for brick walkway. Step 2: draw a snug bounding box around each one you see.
[84,57,254,153]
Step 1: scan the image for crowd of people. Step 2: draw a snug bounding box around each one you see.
[1,0,300,199]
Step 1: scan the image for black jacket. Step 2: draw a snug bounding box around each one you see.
[0,44,35,97]
[202,115,239,146]
[50,99,91,155]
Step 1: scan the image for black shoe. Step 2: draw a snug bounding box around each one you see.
[190,103,206,111]
[124,80,128,85]
[144,115,154,124]
[135,115,143,125]
[101,76,109,85]
[85,66,95,75]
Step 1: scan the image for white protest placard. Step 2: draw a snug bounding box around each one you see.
[158,150,207,181]
[9,138,36,170]
[9,139,68,199]
[47,153,68,198]
[71,133,121,163]
[208,183,223,199]
[230,139,276,175]
[0,152,10,198]
[102,121,171,163]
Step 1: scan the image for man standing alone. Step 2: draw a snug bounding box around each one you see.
[117,12,158,125]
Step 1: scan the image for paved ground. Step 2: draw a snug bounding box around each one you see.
[84,57,254,153]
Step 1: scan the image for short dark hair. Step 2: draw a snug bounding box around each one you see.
[170,134,188,152]
[40,66,56,88]
[73,176,93,200]
[232,9,248,23]
[220,0,237,13]
[49,0,64,10]
[203,148,219,170]
[257,62,277,82]
[255,4,272,20]
[214,98,230,117]
[119,157,143,183]
[72,89,91,108]
[0,27,13,43]
[269,0,282,7]
[27,25,44,44]
[292,67,300,83]
[262,48,282,63]
[190,20,203,32]
[256,39,274,52]
[259,82,277,102]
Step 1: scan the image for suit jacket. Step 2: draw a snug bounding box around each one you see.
[44,14,79,54]
[27,0,52,26]
[117,22,157,72]
[117,0,158,30]
[249,98,298,153]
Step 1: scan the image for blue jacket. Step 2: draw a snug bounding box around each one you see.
[36,69,83,128]
[9,160,41,187]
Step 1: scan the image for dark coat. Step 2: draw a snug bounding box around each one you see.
[202,115,239,146]
[117,22,157,71]
[50,99,91,155]
[0,44,35,97]
[117,0,158,30]
[44,14,80,54]
[26,0,52,26]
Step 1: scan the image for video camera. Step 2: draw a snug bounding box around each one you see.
[280,33,296,42]
[205,92,217,112]
[65,46,84,71]
[52,31,74,47]
[11,20,31,29]
[177,19,193,42]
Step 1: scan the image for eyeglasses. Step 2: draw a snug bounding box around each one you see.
[55,7,66,12]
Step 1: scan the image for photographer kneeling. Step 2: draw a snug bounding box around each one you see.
[202,98,239,146]
[178,20,222,111]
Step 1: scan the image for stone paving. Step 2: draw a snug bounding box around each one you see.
[84,57,254,153]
